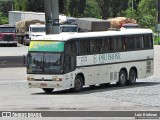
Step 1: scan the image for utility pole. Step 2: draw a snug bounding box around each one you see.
[131,0,134,18]
[50,0,59,34]
[132,0,134,12]
[44,0,59,34]
[157,0,160,44]
[158,0,160,23]
[44,0,52,34]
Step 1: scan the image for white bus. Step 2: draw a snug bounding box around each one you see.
[27,28,154,93]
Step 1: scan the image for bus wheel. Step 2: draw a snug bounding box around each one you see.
[71,76,83,92]
[117,70,127,86]
[127,69,136,85]
[42,88,54,93]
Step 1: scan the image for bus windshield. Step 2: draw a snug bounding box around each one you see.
[61,26,77,32]
[27,52,63,74]
[31,27,46,32]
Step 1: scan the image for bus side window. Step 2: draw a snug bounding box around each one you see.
[89,39,95,53]
[64,54,76,73]
[96,38,101,53]
[140,36,144,49]
[89,39,101,53]
[126,36,135,50]
[135,36,141,49]
[65,41,76,54]
[110,37,118,51]
[122,37,127,50]
[79,39,90,54]
[117,37,123,51]
[101,38,110,52]
[65,55,71,66]
[143,34,153,48]
[110,37,114,51]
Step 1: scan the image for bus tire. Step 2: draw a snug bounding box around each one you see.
[42,88,54,93]
[71,76,83,92]
[127,69,136,85]
[117,70,127,86]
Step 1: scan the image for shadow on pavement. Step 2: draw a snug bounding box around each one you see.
[32,81,160,95]
[0,56,25,68]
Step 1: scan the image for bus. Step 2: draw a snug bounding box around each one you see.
[26,28,154,93]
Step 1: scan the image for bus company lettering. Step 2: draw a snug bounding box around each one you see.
[33,43,58,49]
[80,56,87,62]
[99,53,121,62]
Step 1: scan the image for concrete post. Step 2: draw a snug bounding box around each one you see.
[44,0,52,34]
[50,0,60,34]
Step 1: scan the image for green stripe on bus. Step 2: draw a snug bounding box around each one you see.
[29,41,64,52]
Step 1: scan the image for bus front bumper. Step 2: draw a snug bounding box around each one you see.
[28,81,70,89]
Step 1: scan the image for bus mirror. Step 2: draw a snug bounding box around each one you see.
[23,54,28,67]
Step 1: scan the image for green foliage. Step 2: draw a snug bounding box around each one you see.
[122,7,137,19]
[27,0,44,12]
[14,0,27,11]
[68,0,86,17]
[0,1,11,24]
[0,1,12,17]
[0,12,8,25]
[110,0,128,17]
[137,0,157,30]
[83,0,101,18]
[96,0,112,19]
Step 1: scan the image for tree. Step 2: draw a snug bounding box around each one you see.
[0,12,8,25]
[110,0,128,18]
[121,0,138,19]
[95,0,112,19]
[68,0,86,17]
[14,0,27,11]
[95,0,129,19]
[59,0,66,14]
[83,0,101,18]
[0,1,13,17]
[27,0,44,12]
[78,0,86,16]
[137,0,157,29]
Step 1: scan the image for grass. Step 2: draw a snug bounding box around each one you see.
[154,36,160,45]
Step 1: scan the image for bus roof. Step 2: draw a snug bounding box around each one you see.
[32,28,153,41]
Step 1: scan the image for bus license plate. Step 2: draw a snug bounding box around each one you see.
[40,83,47,87]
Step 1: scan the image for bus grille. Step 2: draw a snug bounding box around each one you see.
[3,35,14,41]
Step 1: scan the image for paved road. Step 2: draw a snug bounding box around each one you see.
[0,45,160,120]
[0,44,28,56]
[0,44,27,67]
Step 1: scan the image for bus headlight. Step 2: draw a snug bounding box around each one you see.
[27,77,34,81]
[52,78,62,81]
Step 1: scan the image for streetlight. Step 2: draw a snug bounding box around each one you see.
[131,0,134,18]
[132,0,133,12]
